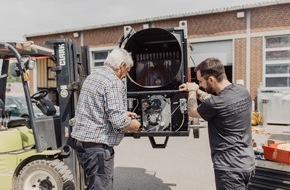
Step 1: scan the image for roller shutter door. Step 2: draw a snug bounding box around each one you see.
[189,40,233,67]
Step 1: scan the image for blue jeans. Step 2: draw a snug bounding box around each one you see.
[75,142,114,190]
[214,169,254,190]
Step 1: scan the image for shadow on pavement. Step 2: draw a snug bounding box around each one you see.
[114,167,175,190]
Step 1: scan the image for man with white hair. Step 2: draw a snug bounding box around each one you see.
[71,48,141,190]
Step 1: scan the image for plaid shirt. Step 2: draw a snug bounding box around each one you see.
[71,66,131,147]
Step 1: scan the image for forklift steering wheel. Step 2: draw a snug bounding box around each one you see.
[31,89,49,101]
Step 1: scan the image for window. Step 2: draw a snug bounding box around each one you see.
[264,35,290,88]
[190,40,233,66]
[190,40,233,82]
[91,50,111,73]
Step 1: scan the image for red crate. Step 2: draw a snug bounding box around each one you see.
[262,143,290,165]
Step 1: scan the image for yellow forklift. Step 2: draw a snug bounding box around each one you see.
[0,41,85,190]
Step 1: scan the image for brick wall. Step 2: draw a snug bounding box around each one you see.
[83,27,122,46]
[26,3,290,100]
[250,37,263,101]
[251,4,290,33]
[234,38,247,84]
[187,11,246,38]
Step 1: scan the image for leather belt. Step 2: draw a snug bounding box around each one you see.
[77,141,109,149]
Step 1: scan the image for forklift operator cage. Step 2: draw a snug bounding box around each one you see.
[123,23,190,142]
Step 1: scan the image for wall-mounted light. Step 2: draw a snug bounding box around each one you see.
[237,11,245,18]
[143,24,150,29]
[73,32,79,38]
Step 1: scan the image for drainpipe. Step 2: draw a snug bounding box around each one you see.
[80,31,84,46]
[246,10,251,91]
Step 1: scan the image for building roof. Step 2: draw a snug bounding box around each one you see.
[25,0,290,38]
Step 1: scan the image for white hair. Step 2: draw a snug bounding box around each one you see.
[104,48,133,69]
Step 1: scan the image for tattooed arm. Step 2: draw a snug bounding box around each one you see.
[187,90,201,118]
[196,89,211,102]
[179,82,202,118]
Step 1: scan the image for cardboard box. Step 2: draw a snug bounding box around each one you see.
[267,134,290,145]
[262,143,290,165]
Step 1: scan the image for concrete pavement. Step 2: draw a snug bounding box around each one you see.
[113,123,290,190]
[113,125,215,190]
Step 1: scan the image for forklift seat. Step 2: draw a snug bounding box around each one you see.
[7,117,27,128]
[36,98,56,116]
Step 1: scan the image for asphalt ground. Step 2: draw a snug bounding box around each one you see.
[113,123,290,190]
[113,124,215,190]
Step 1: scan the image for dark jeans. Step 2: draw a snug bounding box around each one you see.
[75,142,114,190]
[214,169,254,190]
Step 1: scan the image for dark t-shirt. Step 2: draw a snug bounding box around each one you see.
[197,84,255,172]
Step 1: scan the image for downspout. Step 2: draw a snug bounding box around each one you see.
[80,31,84,46]
[246,10,251,91]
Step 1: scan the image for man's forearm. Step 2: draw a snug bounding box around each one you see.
[196,89,210,102]
[187,91,198,111]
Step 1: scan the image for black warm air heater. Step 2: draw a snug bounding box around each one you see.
[121,21,190,148]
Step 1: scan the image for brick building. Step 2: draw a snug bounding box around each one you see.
[26,1,290,122]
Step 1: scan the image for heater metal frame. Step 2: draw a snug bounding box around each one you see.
[123,21,190,147]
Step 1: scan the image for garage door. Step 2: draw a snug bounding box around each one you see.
[189,40,233,67]
[189,40,233,82]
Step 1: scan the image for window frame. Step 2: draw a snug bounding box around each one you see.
[90,46,116,73]
[263,34,290,90]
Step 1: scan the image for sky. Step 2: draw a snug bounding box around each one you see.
[0,0,272,41]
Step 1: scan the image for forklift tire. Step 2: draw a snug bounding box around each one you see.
[14,159,75,190]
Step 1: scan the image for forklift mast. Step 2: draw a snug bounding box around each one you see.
[46,39,88,145]
[46,39,89,189]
